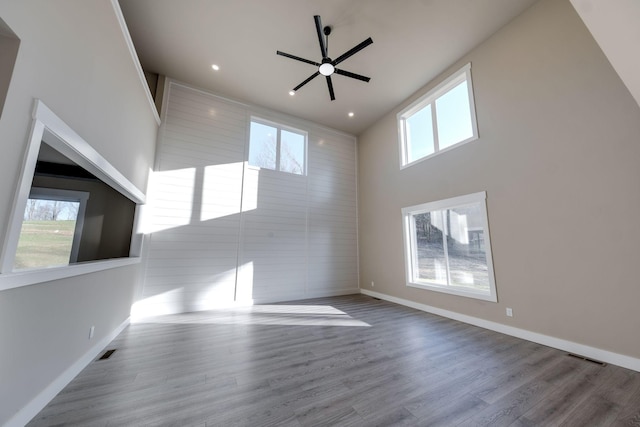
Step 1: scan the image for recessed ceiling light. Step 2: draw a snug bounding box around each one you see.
[289,90,295,96]
[348,112,355,117]
[211,64,220,71]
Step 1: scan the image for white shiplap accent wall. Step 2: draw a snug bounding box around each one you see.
[307,131,359,295]
[237,169,309,302]
[137,81,358,316]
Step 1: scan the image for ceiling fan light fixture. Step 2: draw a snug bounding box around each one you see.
[319,62,334,76]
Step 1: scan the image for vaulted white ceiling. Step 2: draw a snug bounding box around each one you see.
[119,0,538,135]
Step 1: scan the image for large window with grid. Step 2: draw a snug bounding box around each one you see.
[401,192,497,302]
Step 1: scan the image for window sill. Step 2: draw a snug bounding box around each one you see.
[0,257,141,291]
[407,281,497,303]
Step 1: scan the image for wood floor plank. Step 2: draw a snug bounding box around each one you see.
[610,382,640,427]
[26,294,639,426]
[558,394,622,427]
[458,379,555,427]
[517,368,602,426]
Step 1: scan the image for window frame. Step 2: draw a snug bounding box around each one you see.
[248,117,307,176]
[401,191,497,302]
[398,63,478,169]
[0,99,145,291]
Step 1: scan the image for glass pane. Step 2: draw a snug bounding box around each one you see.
[248,122,277,170]
[414,211,447,284]
[280,130,305,175]
[435,80,473,149]
[405,104,434,162]
[14,199,80,270]
[444,204,490,292]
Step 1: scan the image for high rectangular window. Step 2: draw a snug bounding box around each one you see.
[398,63,478,168]
[401,192,497,302]
[248,119,306,175]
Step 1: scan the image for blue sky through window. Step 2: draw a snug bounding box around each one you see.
[400,66,476,166]
[406,104,433,163]
[248,122,277,169]
[436,80,473,149]
[280,130,305,174]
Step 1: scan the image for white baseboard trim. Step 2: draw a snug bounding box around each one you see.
[7,317,131,427]
[360,289,640,373]
[249,288,361,305]
[305,288,361,299]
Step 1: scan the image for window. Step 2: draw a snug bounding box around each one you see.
[402,192,497,302]
[0,100,144,291]
[248,119,306,175]
[14,188,89,270]
[398,63,478,168]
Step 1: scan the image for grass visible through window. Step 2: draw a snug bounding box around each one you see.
[14,220,77,270]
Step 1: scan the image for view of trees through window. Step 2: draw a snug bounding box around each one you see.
[248,120,305,175]
[402,192,496,301]
[14,198,80,270]
[413,205,489,292]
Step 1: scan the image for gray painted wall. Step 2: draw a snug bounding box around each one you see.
[570,0,640,110]
[0,18,19,120]
[0,0,157,424]
[358,0,640,359]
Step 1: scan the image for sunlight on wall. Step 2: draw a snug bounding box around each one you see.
[235,260,254,303]
[200,162,248,221]
[241,166,259,212]
[135,304,371,327]
[131,287,185,321]
[193,268,240,311]
[142,168,195,233]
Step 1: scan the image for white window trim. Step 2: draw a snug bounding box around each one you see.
[401,191,497,302]
[248,116,308,176]
[0,99,145,291]
[398,63,479,169]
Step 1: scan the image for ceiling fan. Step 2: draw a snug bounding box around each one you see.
[276,15,373,101]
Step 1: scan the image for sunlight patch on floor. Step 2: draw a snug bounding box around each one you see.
[134,304,370,327]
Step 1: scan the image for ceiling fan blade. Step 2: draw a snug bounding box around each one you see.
[314,15,328,58]
[326,76,336,101]
[334,68,371,82]
[277,51,320,67]
[293,71,321,92]
[333,37,373,66]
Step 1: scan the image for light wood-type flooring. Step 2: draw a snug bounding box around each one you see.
[28,294,640,426]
